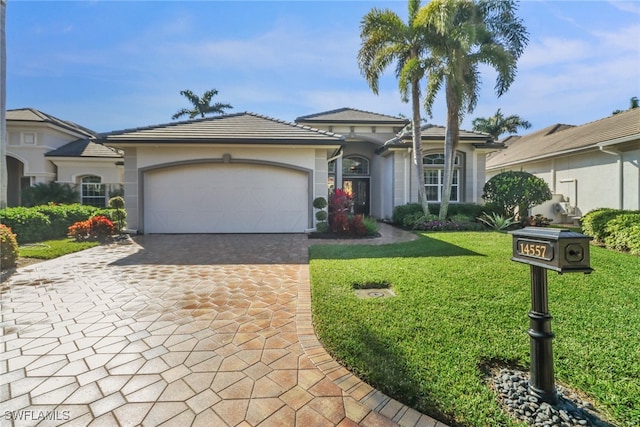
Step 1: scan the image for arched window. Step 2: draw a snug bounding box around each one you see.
[81,176,106,207]
[423,153,463,202]
[342,156,369,175]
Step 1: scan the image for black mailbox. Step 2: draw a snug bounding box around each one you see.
[510,227,593,274]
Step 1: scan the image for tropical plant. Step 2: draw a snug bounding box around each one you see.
[0,0,6,209]
[358,0,433,216]
[21,182,79,207]
[68,215,116,242]
[471,108,531,139]
[482,171,552,220]
[418,0,529,220]
[477,211,516,231]
[172,89,233,120]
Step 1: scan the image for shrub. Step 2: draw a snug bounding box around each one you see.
[362,216,379,235]
[68,216,116,242]
[315,210,328,221]
[108,196,126,231]
[521,214,553,227]
[392,203,424,225]
[0,225,19,269]
[0,207,51,243]
[581,208,637,243]
[604,214,640,255]
[329,189,352,234]
[313,197,328,210]
[21,182,79,207]
[428,203,489,220]
[316,221,330,233]
[483,171,552,219]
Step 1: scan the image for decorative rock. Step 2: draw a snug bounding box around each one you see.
[489,368,614,426]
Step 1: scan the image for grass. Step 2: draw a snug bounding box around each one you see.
[19,238,100,260]
[309,231,640,427]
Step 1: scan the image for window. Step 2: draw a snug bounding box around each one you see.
[343,156,369,175]
[423,153,462,202]
[81,176,106,207]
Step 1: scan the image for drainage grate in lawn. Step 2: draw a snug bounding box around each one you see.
[353,281,395,299]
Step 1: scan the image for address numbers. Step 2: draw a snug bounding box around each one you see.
[516,239,554,261]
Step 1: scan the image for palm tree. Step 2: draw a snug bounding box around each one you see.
[418,0,528,220]
[172,89,232,120]
[358,0,433,215]
[472,108,531,140]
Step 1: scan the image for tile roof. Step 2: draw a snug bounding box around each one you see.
[7,108,97,138]
[295,108,409,125]
[97,112,344,145]
[486,108,640,169]
[379,124,495,150]
[46,139,123,159]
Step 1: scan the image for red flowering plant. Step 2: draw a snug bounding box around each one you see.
[68,215,116,242]
[328,188,353,234]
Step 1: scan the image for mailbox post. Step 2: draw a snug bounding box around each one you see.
[509,227,592,405]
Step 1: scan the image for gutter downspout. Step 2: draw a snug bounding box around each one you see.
[599,146,623,210]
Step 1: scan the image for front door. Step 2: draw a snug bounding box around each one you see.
[343,178,370,215]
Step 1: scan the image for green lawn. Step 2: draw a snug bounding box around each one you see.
[19,238,100,260]
[309,232,639,427]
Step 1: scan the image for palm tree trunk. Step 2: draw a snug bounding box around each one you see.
[411,79,428,216]
[440,80,459,220]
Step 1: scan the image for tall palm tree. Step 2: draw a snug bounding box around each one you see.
[472,108,531,140]
[418,0,528,219]
[172,89,232,120]
[358,0,434,215]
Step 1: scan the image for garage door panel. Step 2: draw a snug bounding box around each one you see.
[144,164,308,233]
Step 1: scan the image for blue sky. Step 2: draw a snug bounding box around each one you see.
[6,1,640,134]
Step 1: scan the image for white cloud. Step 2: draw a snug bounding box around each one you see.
[608,1,640,15]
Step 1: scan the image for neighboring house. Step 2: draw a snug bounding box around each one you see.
[98,108,503,234]
[486,108,640,224]
[5,108,124,207]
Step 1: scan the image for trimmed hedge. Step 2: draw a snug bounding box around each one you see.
[581,208,637,243]
[604,214,640,255]
[392,203,495,228]
[0,204,108,243]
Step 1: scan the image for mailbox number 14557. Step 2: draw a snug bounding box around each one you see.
[517,240,553,261]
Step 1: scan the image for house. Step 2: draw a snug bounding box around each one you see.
[486,108,640,224]
[98,108,502,234]
[5,108,124,207]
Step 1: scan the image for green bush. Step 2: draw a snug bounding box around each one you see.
[483,171,552,219]
[0,204,105,243]
[581,208,636,243]
[0,207,51,243]
[315,210,328,221]
[108,196,127,231]
[604,214,640,255]
[0,224,19,269]
[428,203,490,220]
[392,203,425,226]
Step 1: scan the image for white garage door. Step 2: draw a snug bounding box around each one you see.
[144,163,309,233]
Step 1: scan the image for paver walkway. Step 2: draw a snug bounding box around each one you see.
[1,225,445,427]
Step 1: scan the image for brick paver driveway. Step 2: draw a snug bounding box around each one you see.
[1,232,440,427]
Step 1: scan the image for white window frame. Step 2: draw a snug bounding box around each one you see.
[423,153,462,203]
[81,176,106,207]
[343,155,369,176]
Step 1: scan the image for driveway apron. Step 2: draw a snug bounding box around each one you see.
[1,231,441,427]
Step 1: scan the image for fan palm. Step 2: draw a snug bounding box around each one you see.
[358,0,434,215]
[172,89,233,120]
[472,108,531,140]
[418,0,529,219]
